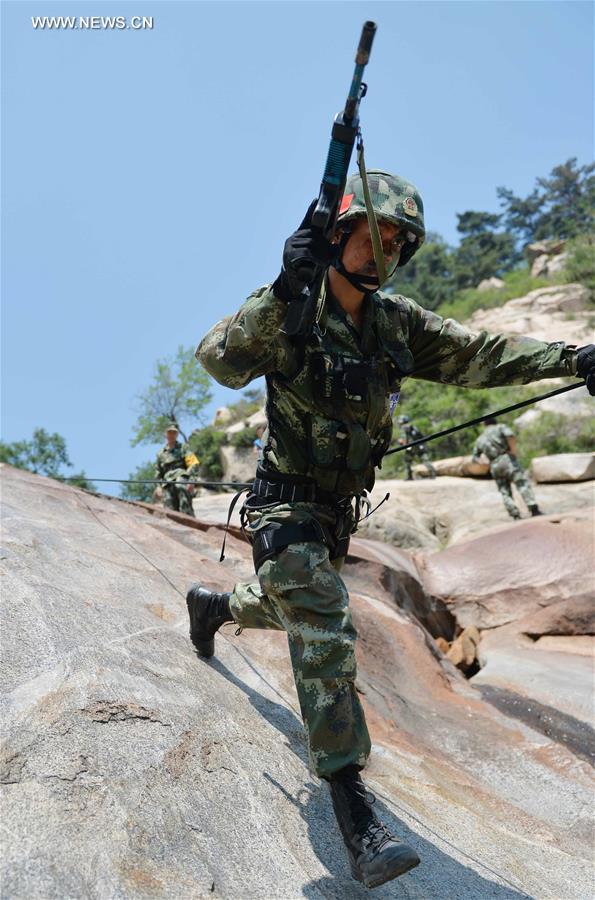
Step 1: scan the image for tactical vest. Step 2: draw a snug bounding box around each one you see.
[264,292,414,496]
[156,443,187,478]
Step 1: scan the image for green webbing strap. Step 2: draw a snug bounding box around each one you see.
[357,136,387,286]
[314,277,328,330]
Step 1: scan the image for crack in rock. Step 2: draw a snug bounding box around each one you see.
[82,700,171,727]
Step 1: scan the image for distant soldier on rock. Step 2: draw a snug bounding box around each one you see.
[155,423,199,517]
[472,417,541,519]
[397,415,436,479]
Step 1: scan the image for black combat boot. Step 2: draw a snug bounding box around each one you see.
[186,584,233,658]
[329,766,420,889]
[529,505,543,516]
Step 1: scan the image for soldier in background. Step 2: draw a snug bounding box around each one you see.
[155,423,199,517]
[397,414,436,479]
[472,416,542,519]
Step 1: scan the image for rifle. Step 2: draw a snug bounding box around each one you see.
[282,21,377,339]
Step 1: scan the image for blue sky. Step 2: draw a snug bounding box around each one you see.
[2,1,593,493]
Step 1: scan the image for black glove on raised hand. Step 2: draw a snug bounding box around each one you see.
[272,200,337,302]
[576,344,595,395]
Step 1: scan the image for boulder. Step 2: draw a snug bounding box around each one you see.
[212,406,232,426]
[525,239,566,264]
[465,283,591,347]
[518,595,595,639]
[225,408,266,437]
[530,251,569,279]
[530,253,550,278]
[446,625,481,673]
[544,251,568,276]
[530,452,595,483]
[414,455,489,478]
[476,277,504,292]
[418,510,594,630]
[219,444,257,484]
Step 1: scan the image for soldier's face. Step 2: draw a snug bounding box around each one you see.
[165,431,178,447]
[340,218,406,278]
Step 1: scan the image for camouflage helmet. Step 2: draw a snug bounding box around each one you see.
[165,422,179,433]
[337,170,425,267]
[397,415,410,424]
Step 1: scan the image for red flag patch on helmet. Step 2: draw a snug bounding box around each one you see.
[339,193,354,215]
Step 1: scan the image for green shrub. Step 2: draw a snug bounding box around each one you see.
[515,411,595,469]
[188,427,226,482]
[561,234,595,296]
[436,267,550,323]
[120,460,157,502]
[229,426,258,449]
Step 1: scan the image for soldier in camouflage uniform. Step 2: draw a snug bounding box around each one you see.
[472,416,541,519]
[185,170,594,889]
[397,415,436,479]
[155,423,198,517]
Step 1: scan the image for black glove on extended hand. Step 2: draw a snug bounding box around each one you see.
[576,344,595,395]
[272,200,337,302]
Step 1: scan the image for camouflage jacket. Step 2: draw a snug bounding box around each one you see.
[197,283,577,496]
[472,424,515,463]
[155,442,191,481]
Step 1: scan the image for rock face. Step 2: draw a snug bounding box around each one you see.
[212,406,232,427]
[476,276,504,292]
[473,594,595,730]
[218,444,258,484]
[525,239,566,264]
[219,409,267,483]
[224,408,267,437]
[2,465,594,899]
[531,252,568,278]
[360,475,592,548]
[530,451,595,483]
[465,282,592,347]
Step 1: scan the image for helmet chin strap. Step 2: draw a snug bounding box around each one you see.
[332,259,380,292]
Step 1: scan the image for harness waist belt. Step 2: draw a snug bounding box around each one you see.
[252,467,352,507]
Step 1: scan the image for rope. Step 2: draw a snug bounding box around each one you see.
[62,477,251,488]
[61,381,587,481]
[386,380,586,456]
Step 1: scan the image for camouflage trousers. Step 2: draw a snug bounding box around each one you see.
[229,500,371,780]
[404,449,436,480]
[163,474,195,517]
[490,454,537,519]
